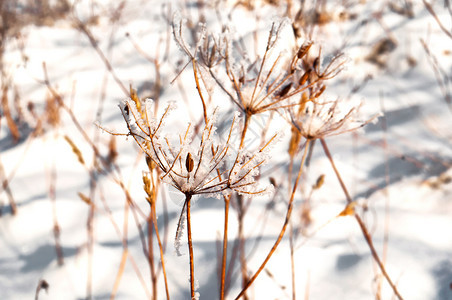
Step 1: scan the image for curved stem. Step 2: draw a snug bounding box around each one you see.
[234,139,311,300]
[319,138,404,300]
[192,60,208,124]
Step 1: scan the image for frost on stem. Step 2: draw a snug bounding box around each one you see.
[174,204,187,256]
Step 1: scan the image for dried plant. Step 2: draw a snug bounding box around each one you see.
[173,14,351,299]
[287,95,403,299]
[116,97,275,299]
[290,98,376,140]
[119,98,273,197]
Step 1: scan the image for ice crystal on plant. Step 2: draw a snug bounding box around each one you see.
[120,99,274,198]
[291,98,376,139]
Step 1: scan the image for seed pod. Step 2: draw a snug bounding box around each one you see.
[146,156,156,171]
[209,44,217,66]
[297,41,313,59]
[78,192,92,205]
[299,70,310,85]
[339,202,357,217]
[276,83,292,98]
[292,25,301,39]
[312,57,320,72]
[313,174,325,190]
[269,177,277,187]
[64,135,85,165]
[186,153,194,173]
[314,85,326,98]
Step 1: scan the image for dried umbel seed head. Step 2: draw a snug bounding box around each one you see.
[116,99,275,198]
[291,98,377,140]
[186,153,194,173]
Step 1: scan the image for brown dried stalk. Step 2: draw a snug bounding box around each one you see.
[0,158,17,215]
[1,85,20,143]
[143,170,170,300]
[116,96,274,299]
[234,139,311,300]
[319,138,404,300]
[48,160,64,266]
[423,0,452,40]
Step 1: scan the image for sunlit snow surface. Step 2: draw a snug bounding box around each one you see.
[1,1,452,299]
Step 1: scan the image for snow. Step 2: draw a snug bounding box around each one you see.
[1,0,452,299]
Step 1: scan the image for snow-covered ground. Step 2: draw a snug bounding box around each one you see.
[1,0,452,299]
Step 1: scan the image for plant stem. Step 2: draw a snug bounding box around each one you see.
[237,195,249,300]
[234,139,311,300]
[148,213,157,300]
[220,196,230,300]
[289,221,296,300]
[192,60,208,124]
[240,112,252,148]
[151,201,171,300]
[319,138,404,300]
[186,194,196,299]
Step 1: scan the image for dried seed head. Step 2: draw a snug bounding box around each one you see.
[142,173,155,205]
[297,92,309,115]
[313,174,325,189]
[339,202,357,217]
[276,83,292,98]
[64,135,85,165]
[312,57,320,72]
[78,192,92,205]
[107,136,118,164]
[297,41,313,59]
[299,70,310,86]
[146,156,156,171]
[288,127,301,158]
[269,177,277,187]
[314,85,326,98]
[186,152,194,173]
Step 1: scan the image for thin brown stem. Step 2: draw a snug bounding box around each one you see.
[319,138,404,300]
[0,156,17,216]
[74,19,128,96]
[150,191,171,300]
[234,139,311,300]
[289,221,296,300]
[220,195,230,300]
[86,170,97,300]
[49,158,64,266]
[192,60,208,124]
[318,138,351,203]
[148,212,157,300]
[186,193,196,299]
[423,0,452,40]
[237,195,249,300]
[240,112,252,148]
